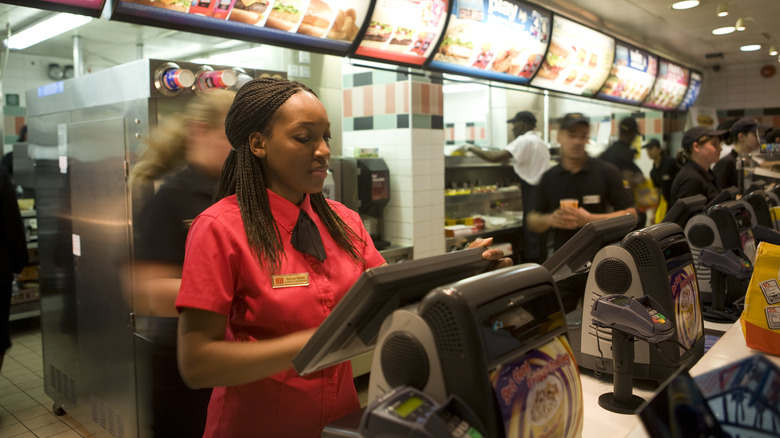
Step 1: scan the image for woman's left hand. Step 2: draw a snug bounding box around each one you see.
[467,237,513,270]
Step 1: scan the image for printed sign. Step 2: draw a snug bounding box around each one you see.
[596,42,657,105]
[428,0,551,84]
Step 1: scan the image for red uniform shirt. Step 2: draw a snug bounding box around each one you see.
[177,191,385,438]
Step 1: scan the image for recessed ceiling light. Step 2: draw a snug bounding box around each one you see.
[771,46,779,56]
[736,17,746,31]
[716,3,728,17]
[740,44,761,52]
[712,26,736,35]
[671,1,700,10]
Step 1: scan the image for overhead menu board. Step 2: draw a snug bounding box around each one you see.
[642,59,690,111]
[676,70,702,112]
[426,0,551,84]
[111,0,371,56]
[530,15,614,97]
[4,0,105,16]
[351,0,450,67]
[596,42,657,105]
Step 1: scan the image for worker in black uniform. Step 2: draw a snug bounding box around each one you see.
[643,138,678,222]
[712,117,761,190]
[669,126,727,205]
[600,116,645,228]
[527,113,637,312]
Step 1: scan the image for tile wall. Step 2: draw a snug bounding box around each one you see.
[342,69,445,259]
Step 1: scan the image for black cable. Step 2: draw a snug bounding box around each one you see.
[650,337,695,367]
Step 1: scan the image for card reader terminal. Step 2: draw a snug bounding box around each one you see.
[359,386,486,438]
[591,295,674,344]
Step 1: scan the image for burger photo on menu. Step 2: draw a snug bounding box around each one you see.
[536,42,570,80]
[265,0,306,32]
[124,0,191,13]
[435,23,475,66]
[387,27,415,51]
[363,21,395,45]
[228,0,270,25]
[297,0,336,38]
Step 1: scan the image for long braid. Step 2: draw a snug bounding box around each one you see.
[218,77,364,272]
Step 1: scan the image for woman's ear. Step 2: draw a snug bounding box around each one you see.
[249,132,266,159]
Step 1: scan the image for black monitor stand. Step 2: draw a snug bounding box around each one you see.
[597,329,646,414]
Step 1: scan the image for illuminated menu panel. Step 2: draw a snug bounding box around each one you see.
[352,0,450,66]
[596,42,657,105]
[642,59,690,111]
[677,70,702,112]
[113,0,370,56]
[426,0,551,84]
[530,15,614,97]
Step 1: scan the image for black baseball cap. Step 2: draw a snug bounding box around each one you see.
[642,138,661,149]
[682,126,728,152]
[560,113,590,131]
[507,111,537,125]
[730,116,765,136]
[619,117,642,135]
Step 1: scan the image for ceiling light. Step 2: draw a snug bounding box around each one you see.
[4,13,92,50]
[771,46,779,56]
[717,3,729,17]
[671,1,700,10]
[735,17,746,31]
[740,44,761,52]
[712,26,736,35]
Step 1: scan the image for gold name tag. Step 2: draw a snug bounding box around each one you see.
[272,273,310,288]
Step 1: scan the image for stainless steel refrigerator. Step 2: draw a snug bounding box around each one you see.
[26,58,280,438]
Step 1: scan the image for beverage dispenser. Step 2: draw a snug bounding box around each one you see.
[331,157,391,250]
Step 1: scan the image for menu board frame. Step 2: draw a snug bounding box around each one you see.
[424,0,553,85]
[3,0,105,17]
[676,69,702,112]
[347,0,453,68]
[641,57,691,112]
[528,14,616,98]
[105,0,373,57]
[595,40,658,106]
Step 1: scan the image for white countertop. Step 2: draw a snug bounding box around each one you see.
[583,321,780,438]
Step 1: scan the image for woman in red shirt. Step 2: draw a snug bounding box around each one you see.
[176,77,508,437]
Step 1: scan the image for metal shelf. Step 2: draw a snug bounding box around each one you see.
[445,155,510,168]
[445,191,522,206]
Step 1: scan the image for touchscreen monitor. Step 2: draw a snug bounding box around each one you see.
[293,247,491,375]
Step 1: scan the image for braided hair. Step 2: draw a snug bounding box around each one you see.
[216,77,365,273]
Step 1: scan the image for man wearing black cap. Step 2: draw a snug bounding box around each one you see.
[712,116,762,190]
[468,110,550,263]
[643,138,678,221]
[527,113,636,312]
[669,126,727,205]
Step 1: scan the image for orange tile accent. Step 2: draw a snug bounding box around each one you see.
[479,126,485,139]
[385,83,395,114]
[437,85,444,116]
[363,85,373,117]
[654,118,662,133]
[343,89,353,118]
[421,83,430,114]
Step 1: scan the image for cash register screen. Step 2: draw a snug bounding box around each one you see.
[477,284,566,368]
[664,241,702,351]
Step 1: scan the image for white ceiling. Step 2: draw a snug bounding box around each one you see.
[0,0,778,72]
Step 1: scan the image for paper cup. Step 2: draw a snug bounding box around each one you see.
[560,199,579,209]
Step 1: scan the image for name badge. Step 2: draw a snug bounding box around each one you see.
[272,273,310,288]
[583,195,600,205]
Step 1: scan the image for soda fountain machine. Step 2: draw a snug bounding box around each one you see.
[26,58,281,438]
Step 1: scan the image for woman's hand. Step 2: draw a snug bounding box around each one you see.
[467,237,513,270]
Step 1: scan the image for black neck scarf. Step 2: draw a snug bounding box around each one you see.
[290,209,327,262]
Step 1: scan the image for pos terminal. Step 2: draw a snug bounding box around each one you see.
[578,222,705,382]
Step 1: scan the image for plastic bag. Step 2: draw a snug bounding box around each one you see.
[740,241,780,356]
[633,178,659,213]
